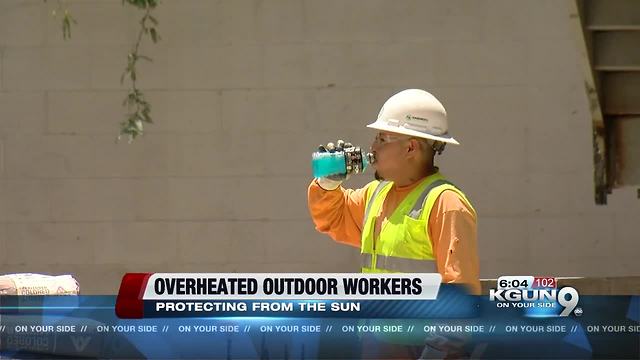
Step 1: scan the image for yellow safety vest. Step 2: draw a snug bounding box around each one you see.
[358,171,476,346]
[360,171,476,273]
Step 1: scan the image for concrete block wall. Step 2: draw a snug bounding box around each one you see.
[0,0,638,294]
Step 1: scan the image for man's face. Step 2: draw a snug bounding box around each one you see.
[370,131,412,181]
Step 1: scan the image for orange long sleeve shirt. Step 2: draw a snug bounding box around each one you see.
[308,177,481,295]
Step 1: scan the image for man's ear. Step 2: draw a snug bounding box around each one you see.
[406,138,420,155]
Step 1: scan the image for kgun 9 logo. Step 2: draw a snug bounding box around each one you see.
[489,286,580,317]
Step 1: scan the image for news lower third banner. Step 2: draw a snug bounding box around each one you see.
[0,273,637,359]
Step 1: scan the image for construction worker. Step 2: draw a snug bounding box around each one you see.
[307,89,480,357]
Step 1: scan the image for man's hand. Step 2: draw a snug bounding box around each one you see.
[316,139,354,190]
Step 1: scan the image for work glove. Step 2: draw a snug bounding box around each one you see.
[316,139,354,190]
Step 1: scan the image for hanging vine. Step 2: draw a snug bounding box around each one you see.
[44,0,160,143]
[118,0,161,143]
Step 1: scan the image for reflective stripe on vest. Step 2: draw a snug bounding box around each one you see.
[361,253,437,273]
[407,179,452,219]
[363,180,390,224]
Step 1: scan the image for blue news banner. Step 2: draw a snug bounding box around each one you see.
[0,286,638,359]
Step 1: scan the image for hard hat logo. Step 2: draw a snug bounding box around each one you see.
[405,115,429,123]
[366,89,460,145]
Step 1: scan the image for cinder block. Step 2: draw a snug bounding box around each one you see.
[168,177,235,220]
[526,173,573,215]
[258,0,307,43]
[0,92,46,134]
[2,47,46,90]
[158,0,260,46]
[311,88,391,132]
[481,0,532,41]
[176,221,233,264]
[46,179,101,221]
[0,180,51,222]
[435,86,528,174]
[430,14,485,42]
[459,172,530,217]
[169,132,267,177]
[154,0,216,47]
[305,0,471,43]
[566,171,609,214]
[477,217,528,262]
[89,44,130,90]
[434,41,528,86]
[47,91,126,134]
[229,176,313,221]
[350,42,436,87]
[304,0,355,42]
[528,0,573,40]
[4,222,97,265]
[527,215,615,262]
[527,35,581,86]
[221,89,313,133]
[264,44,311,88]
[263,133,316,176]
[525,86,590,173]
[4,134,96,178]
[167,45,264,89]
[93,134,170,177]
[95,221,178,265]
[85,0,138,45]
[145,90,221,134]
[227,221,268,263]
[308,44,352,88]
[0,0,45,46]
[264,220,358,264]
[562,256,623,278]
[613,211,640,261]
[3,47,92,90]
[49,178,171,222]
[213,0,260,43]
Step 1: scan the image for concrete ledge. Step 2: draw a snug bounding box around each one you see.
[481,276,640,295]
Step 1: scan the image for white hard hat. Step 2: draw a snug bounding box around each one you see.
[367,89,459,145]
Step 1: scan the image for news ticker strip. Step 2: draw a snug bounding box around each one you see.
[1,322,639,335]
[115,273,444,319]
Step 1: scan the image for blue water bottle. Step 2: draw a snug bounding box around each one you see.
[312,145,374,178]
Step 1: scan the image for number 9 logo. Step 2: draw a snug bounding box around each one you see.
[558,287,579,317]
